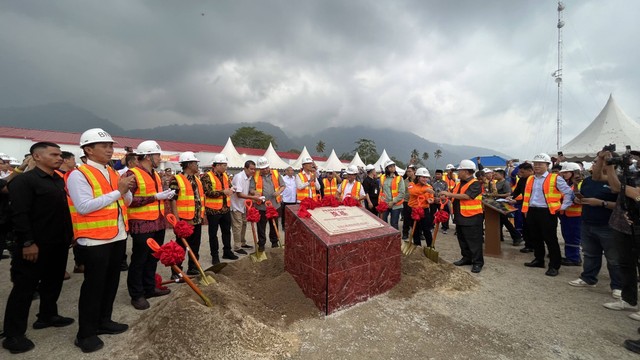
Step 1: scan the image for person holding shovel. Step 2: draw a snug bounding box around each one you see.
[250,157,285,250]
[440,159,484,273]
[408,168,435,247]
[169,151,205,275]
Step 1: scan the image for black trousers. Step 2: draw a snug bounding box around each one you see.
[527,207,561,269]
[258,209,279,248]
[207,212,232,258]
[3,243,68,337]
[402,203,413,238]
[76,240,125,339]
[280,202,296,230]
[128,230,165,299]
[456,224,484,267]
[613,229,639,306]
[176,224,202,271]
[500,214,521,241]
[413,209,433,247]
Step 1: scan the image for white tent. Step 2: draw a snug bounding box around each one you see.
[373,149,392,172]
[562,94,640,160]
[220,137,246,168]
[349,152,366,168]
[290,146,313,170]
[322,149,347,172]
[262,142,291,170]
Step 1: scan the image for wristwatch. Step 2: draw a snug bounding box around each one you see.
[602,201,608,207]
[635,196,640,202]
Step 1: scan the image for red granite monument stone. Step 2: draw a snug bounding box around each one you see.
[284,205,401,315]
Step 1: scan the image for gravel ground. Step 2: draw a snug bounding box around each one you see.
[0,222,639,359]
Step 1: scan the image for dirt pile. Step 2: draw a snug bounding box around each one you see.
[112,248,477,359]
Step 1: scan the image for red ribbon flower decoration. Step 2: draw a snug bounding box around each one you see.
[265,204,280,220]
[246,206,261,223]
[411,207,425,220]
[341,196,361,207]
[300,197,320,210]
[152,240,186,267]
[298,207,312,218]
[376,201,389,213]
[155,273,169,291]
[321,196,341,207]
[173,220,194,239]
[434,209,449,224]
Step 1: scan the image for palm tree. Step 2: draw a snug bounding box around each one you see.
[410,149,420,165]
[315,140,326,155]
[433,149,442,170]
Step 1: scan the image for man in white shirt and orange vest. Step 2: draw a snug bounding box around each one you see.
[126,141,175,310]
[169,152,205,275]
[295,157,320,201]
[521,153,574,277]
[440,159,485,273]
[66,128,134,353]
[337,165,366,203]
[280,166,297,230]
[250,157,285,250]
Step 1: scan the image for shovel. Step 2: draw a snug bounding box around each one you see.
[147,238,213,307]
[401,221,418,256]
[165,214,216,286]
[424,199,447,262]
[246,200,268,263]
[265,200,283,248]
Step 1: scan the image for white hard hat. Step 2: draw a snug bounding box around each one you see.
[80,128,115,147]
[302,157,314,165]
[560,162,581,172]
[213,154,228,164]
[384,160,396,168]
[365,164,375,171]
[532,153,552,164]
[179,151,199,163]
[135,140,162,155]
[457,159,477,171]
[0,153,9,161]
[346,165,358,175]
[415,167,430,177]
[9,157,20,166]
[445,164,455,170]
[483,168,493,173]
[256,156,270,169]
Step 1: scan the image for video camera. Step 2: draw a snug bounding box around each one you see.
[604,144,637,169]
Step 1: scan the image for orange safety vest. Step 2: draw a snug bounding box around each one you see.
[339,179,362,200]
[68,164,128,240]
[380,174,404,206]
[323,177,338,198]
[562,182,582,217]
[204,171,230,210]
[128,167,164,221]
[297,172,317,200]
[175,174,205,220]
[453,179,483,217]
[254,170,282,203]
[521,173,563,214]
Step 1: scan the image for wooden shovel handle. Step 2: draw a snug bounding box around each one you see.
[171,265,213,307]
[179,237,206,273]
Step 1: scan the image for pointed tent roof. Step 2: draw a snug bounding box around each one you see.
[322,149,346,172]
[349,152,366,168]
[262,143,291,170]
[562,95,640,160]
[290,146,313,170]
[373,149,392,172]
[220,137,246,168]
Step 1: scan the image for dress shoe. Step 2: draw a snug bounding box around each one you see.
[131,297,150,310]
[75,336,104,353]
[512,237,524,246]
[2,335,35,354]
[524,260,545,268]
[73,264,85,273]
[519,247,534,253]
[144,288,171,299]
[97,320,129,335]
[471,265,483,273]
[624,339,640,354]
[186,268,200,276]
[212,256,220,265]
[561,258,582,266]
[271,242,280,248]
[453,259,472,266]
[234,248,247,255]
[241,244,253,249]
[545,268,559,277]
[223,252,239,260]
[33,315,75,329]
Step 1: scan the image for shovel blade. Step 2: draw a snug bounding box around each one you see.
[401,240,416,256]
[204,263,228,274]
[250,250,268,263]
[424,247,439,263]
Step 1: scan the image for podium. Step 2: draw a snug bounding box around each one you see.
[482,198,517,257]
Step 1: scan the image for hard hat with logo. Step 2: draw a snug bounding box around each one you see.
[532,153,552,164]
[445,164,455,170]
[384,159,396,168]
[0,153,9,161]
[79,128,115,147]
[301,156,314,165]
[256,156,270,169]
[560,162,581,172]
[365,164,375,171]
[213,154,228,164]
[346,165,358,175]
[135,140,162,155]
[179,151,199,163]
[415,167,430,177]
[9,157,20,166]
[457,159,477,171]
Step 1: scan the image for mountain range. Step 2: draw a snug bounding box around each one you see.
[0,102,511,169]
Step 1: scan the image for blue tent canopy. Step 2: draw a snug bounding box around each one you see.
[470,155,508,168]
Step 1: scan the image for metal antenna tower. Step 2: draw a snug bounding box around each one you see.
[553,2,565,151]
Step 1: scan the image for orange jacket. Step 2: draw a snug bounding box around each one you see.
[408,182,434,208]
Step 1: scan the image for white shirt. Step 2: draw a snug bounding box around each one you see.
[66,159,132,246]
[338,180,365,200]
[117,166,129,175]
[231,170,252,212]
[281,175,297,203]
[295,170,320,202]
[0,170,10,179]
[528,171,574,210]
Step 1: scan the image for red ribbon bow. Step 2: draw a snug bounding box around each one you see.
[151,240,186,267]
[376,201,389,213]
[411,207,425,220]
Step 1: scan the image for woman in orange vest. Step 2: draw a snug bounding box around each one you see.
[440,159,484,273]
[408,168,435,247]
[558,162,583,266]
[379,160,405,230]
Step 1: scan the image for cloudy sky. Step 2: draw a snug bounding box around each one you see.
[1,1,638,159]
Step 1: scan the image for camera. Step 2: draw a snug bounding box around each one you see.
[124,146,133,153]
[602,143,616,152]
[606,144,633,167]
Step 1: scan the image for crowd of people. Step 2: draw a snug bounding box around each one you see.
[1,129,640,354]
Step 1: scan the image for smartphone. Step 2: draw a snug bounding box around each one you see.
[558,151,564,156]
